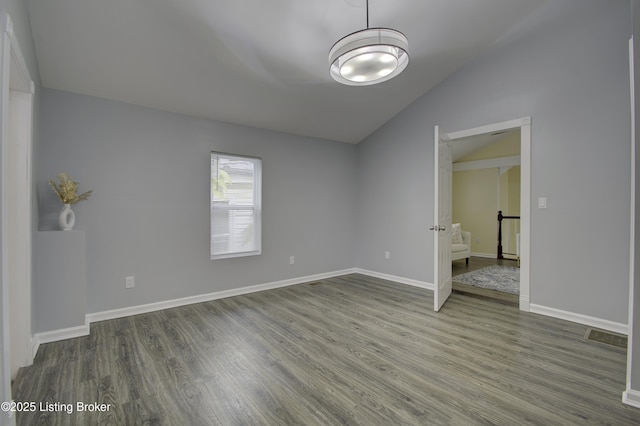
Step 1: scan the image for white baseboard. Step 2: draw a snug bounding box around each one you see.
[32,320,90,358]
[469,252,519,260]
[519,294,530,312]
[87,268,357,324]
[623,388,640,409]
[529,303,628,335]
[31,269,629,358]
[31,268,433,350]
[470,252,496,259]
[30,269,356,350]
[354,268,434,290]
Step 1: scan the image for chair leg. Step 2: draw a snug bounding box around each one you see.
[465,257,469,265]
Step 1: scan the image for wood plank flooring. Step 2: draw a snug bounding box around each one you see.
[12,274,640,425]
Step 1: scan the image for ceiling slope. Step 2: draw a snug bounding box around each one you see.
[28,0,550,143]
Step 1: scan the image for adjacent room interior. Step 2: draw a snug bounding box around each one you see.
[2,0,640,424]
[451,130,521,303]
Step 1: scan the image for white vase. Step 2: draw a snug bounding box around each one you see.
[58,203,76,230]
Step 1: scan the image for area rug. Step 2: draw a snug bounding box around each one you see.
[453,265,520,294]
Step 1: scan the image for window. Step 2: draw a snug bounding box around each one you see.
[211,152,262,259]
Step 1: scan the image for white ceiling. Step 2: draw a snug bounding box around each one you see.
[27,0,550,144]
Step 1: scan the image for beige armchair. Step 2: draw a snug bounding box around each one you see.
[452,231,471,264]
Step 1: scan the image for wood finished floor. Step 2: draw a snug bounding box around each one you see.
[12,274,640,425]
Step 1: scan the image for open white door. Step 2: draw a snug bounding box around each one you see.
[433,125,452,311]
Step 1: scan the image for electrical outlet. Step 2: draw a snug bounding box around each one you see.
[385,251,390,259]
[125,276,135,289]
[475,238,480,244]
[289,256,295,265]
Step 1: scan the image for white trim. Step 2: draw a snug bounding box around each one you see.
[30,268,433,347]
[519,294,530,312]
[28,266,635,363]
[355,268,434,290]
[447,117,531,140]
[0,13,32,94]
[469,252,496,259]
[453,155,520,172]
[529,303,628,335]
[0,21,11,420]
[623,388,640,409]
[519,121,531,312]
[87,269,356,323]
[627,35,637,408]
[442,117,531,313]
[6,89,33,379]
[31,321,90,358]
[210,152,262,260]
[30,270,362,348]
[1,16,35,417]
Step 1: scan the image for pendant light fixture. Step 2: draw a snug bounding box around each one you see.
[329,0,409,86]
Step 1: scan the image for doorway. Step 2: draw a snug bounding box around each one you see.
[451,129,521,303]
[433,117,531,311]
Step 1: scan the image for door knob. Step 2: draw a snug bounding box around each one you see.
[438,225,446,231]
[429,225,436,231]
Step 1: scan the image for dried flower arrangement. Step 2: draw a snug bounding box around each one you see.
[49,172,93,205]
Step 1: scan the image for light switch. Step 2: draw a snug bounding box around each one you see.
[538,197,547,209]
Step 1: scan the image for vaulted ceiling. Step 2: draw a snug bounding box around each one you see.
[27,0,550,143]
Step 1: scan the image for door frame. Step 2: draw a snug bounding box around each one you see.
[1,10,35,399]
[436,117,531,311]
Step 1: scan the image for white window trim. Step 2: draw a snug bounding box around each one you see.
[210,152,262,260]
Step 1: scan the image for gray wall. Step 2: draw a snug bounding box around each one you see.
[356,0,632,323]
[0,0,39,423]
[38,89,357,314]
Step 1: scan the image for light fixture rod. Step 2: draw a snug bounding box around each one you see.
[366,0,369,29]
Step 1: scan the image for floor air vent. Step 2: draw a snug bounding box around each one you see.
[584,328,627,349]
